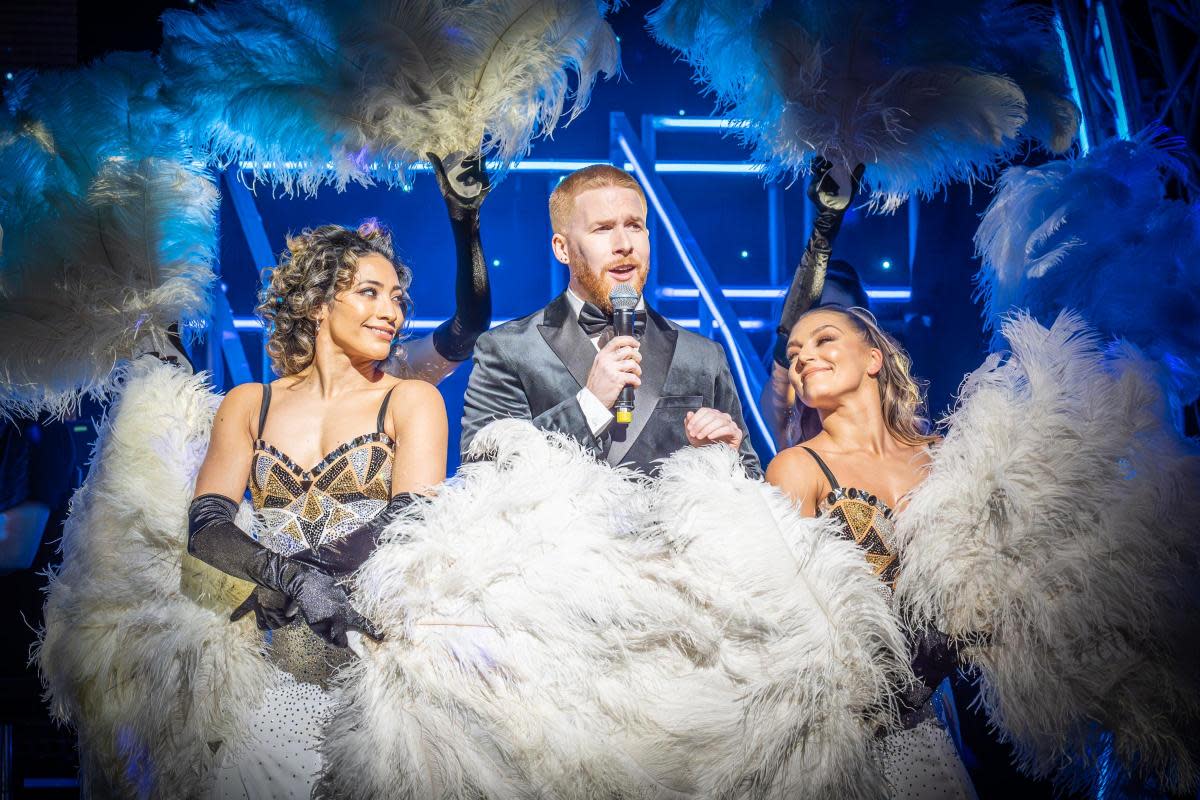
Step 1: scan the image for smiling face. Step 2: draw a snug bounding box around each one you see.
[785,308,883,411]
[316,253,407,362]
[552,185,650,311]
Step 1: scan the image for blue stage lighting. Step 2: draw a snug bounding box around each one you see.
[740,250,749,259]
[881,259,892,270]
[491,259,501,267]
[4,73,12,81]
[677,109,686,116]
[1054,14,1090,152]
[652,117,748,131]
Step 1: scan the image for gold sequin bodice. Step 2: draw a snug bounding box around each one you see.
[817,487,899,589]
[250,433,394,557]
[803,447,900,589]
[247,383,396,686]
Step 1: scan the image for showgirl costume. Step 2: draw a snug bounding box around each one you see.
[804,447,978,800]
[200,385,399,799]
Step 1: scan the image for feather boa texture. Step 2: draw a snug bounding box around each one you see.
[161,0,619,194]
[0,53,217,419]
[892,311,1200,794]
[39,366,908,798]
[974,131,1200,402]
[647,0,1079,210]
[323,425,907,798]
[36,358,275,799]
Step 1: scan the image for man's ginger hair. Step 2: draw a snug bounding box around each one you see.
[549,164,647,234]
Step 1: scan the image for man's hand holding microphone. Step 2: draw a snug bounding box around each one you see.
[583,286,742,451]
[586,335,643,411]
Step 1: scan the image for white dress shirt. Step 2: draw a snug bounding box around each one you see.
[565,288,646,437]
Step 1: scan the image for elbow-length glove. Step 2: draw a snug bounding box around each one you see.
[188,494,380,648]
[429,151,492,362]
[771,159,864,368]
[229,493,421,631]
[896,622,961,727]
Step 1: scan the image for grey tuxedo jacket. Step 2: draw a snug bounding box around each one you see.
[461,292,761,476]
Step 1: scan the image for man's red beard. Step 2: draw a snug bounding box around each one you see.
[571,258,650,312]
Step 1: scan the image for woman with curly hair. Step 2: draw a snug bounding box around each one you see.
[187,220,448,799]
[765,305,977,800]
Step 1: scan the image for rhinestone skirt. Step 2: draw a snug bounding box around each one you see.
[203,672,334,800]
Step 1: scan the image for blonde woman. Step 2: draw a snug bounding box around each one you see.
[765,305,976,800]
[187,221,447,798]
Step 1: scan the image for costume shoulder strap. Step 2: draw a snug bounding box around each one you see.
[801,446,841,491]
[376,386,398,434]
[257,383,272,440]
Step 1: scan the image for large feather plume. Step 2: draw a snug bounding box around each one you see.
[159,0,377,194]
[161,0,620,194]
[0,53,217,419]
[643,443,909,799]
[321,421,907,798]
[36,358,276,799]
[974,132,1200,402]
[648,0,1079,210]
[892,311,1200,793]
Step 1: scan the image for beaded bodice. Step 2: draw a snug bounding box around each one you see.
[816,487,899,589]
[804,447,900,590]
[247,383,395,686]
[250,433,394,558]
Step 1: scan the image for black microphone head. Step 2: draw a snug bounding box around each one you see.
[609,284,640,312]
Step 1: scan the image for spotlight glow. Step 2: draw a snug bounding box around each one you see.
[881,260,892,270]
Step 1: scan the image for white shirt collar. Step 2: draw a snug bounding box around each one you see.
[565,287,646,318]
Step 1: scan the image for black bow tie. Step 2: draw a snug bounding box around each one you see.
[578,302,647,338]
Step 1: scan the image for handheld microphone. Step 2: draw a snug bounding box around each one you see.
[609,285,640,425]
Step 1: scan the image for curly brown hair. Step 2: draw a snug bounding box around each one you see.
[256,220,412,377]
[794,305,937,446]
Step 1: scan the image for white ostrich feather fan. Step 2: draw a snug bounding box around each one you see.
[648,0,1079,211]
[893,311,1200,793]
[36,358,275,799]
[0,53,217,419]
[41,374,907,798]
[975,131,1200,402]
[161,0,620,194]
[323,427,907,798]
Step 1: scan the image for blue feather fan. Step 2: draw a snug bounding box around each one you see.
[648,0,1080,210]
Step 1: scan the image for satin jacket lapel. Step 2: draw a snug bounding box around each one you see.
[607,308,677,467]
[537,293,595,391]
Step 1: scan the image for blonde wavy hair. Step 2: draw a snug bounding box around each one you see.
[256,220,412,377]
[795,305,936,446]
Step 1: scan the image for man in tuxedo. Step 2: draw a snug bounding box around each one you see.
[461,164,760,476]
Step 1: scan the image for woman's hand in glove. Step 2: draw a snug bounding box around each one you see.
[429,151,491,221]
[230,587,294,631]
[282,564,382,649]
[907,624,960,690]
[808,157,864,215]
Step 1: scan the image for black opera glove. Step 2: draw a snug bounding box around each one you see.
[230,587,293,632]
[308,492,421,577]
[772,158,865,369]
[187,494,381,648]
[429,151,492,362]
[906,623,960,691]
[232,492,422,630]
